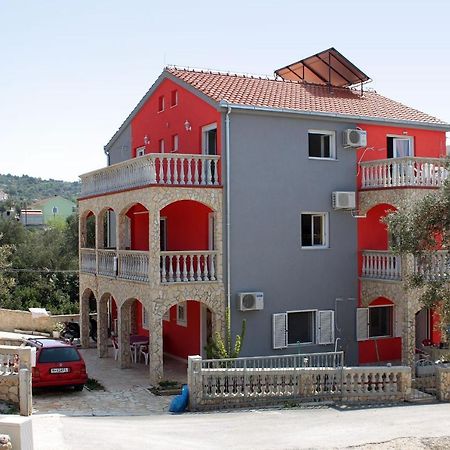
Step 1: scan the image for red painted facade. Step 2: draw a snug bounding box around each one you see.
[356,124,446,363]
[124,79,219,361]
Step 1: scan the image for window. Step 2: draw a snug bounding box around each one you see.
[177,302,187,327]
[288,311,315,344]
[160,217,167,251]
[142,307,148,330]
[308,130,336,159]
[170,90,178,107]
[171,134,179,152]
[273,310,334,349]
[387,136,413,158]
[369,305,393,338]
[202,124,217,156]
[158,95,165,112]
[356,305,394,341]
[301,213,328,248]
[39,347,80,363]
[159,139,165,153]
[136,146,145,157]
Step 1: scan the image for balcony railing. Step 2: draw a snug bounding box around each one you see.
[360,157,447,189]
[80,248,96,274]
[414,251,450,281]
[80,153,221,197]
[361,251,402,281]
[160,251,218,283]
[118,251,149,282]
[98,249,116,277]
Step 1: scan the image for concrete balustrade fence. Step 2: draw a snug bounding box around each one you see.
[188,355,411,411]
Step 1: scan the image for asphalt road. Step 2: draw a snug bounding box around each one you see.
[32,402,450,450]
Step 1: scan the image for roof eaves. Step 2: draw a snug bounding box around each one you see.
[218,101,450,131]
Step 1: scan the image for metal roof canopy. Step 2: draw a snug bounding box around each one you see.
[275,48,371,88]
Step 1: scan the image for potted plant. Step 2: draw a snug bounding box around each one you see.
[52,322,65,339]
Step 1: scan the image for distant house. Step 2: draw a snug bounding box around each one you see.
[24,196,76,225]
[20,209,44,226]
[0,190,8,201]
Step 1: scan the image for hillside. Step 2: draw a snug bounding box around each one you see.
[0,173,80,208]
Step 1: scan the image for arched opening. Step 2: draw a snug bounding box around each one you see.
[80,288,97,348]
[160,200,216,283]
[359,203,397,251]
[162,300,214,380]
[80,211,96,249]
[98,208,117,249]
[358,297,401,364]
[119,203,149,251]
[118,298,150,368]
[97,293,118,358]
[415,307,441,353]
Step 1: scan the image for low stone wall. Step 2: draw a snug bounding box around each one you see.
[0,308,80,334]
[436,366,450,401]
[188,355,412,411]
[0,346,33,416]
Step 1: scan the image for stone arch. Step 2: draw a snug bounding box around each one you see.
[79,210,96,249]
[117,202,150,251]
[97,207,117,249]
[96,292,116,357]
[80,288,96,348]
[155,189,220,213]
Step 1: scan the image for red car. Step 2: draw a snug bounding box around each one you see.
[25,338,88,391]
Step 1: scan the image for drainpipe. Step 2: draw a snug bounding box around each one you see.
[225,105,232,312]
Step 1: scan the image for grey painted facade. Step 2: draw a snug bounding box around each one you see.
[226,111,359,364]
[107,123,132,165]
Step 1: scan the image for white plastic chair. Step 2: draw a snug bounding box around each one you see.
[139,345,149,365]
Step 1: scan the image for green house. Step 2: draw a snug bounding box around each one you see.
[30,196,76,224]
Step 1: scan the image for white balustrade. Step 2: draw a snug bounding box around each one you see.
[414,251,450,281]
[360,157,447,189]
[80,248,96,274]
[188,355,411,410]
[118,251,149,282]
[160,251,218,283]
[362,251,402,280]
[80,153,221,197]
[98,250,117,277]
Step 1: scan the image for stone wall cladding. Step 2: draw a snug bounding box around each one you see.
[436,367,450,401]
[0,375,19,405]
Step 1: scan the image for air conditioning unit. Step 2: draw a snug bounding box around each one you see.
[237,292,264,311]
[332,191,356,210]
[343,129,367,148]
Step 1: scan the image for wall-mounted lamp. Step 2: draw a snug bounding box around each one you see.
[402,131,408,135]
[184,120,192,132]
[144,135,150,145]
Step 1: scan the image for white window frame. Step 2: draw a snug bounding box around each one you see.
[171,134,179,153]
[387,135,414,158]
[202,123,218,156]
[177,302,187,327]
[357,305,395,341]
[170,90,178,107]
[158,95,165,112]
[286,309,317,346]
[136,146,145,157]
[308,130,336,160]
[142,307,149,330]
[300,212,329,249]
[368,304,394,339]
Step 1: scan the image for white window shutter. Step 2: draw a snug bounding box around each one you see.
[318,310,334,345]
[273,313,287,349]
[356,308,369,341]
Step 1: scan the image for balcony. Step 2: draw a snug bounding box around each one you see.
[360,157,447,190]
[361,250,450,282]
[80,248,220,284]
[80,153,221,198]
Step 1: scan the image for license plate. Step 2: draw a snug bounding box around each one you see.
[50,367,70,374]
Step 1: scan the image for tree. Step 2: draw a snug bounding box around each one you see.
[386,175,450,329]
[0,234,15,304]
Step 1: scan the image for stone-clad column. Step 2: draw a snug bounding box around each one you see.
[80,288,90,348]
[118,299,132,368]
[148,303,163,385]
[97,295,109,358]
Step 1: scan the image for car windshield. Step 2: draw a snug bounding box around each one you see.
[39,347,81,363]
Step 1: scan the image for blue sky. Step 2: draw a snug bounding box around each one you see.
[1,0,449,181]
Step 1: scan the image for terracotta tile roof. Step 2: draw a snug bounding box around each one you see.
[167,67,448,126]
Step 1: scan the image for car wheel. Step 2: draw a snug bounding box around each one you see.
[74,384,84,392]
